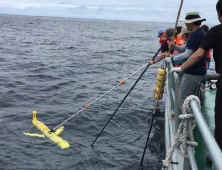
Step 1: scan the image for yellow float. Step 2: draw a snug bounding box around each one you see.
[153,67,166,100]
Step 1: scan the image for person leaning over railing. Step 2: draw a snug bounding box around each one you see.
[157,28,166,53]
[148,27,185,65]
[148,28,174,65]
[170,25,190,67]
[170,0,222,159]
[168,26,191,88]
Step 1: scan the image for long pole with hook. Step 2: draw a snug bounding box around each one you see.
[91,40,167,146]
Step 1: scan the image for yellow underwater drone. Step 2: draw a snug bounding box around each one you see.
[24,111,70,149]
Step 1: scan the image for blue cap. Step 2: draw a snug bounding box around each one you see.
[157,28,166,37]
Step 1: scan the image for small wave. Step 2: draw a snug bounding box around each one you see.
[147,51,155,54]
[39,85,60,92]
[23,41,33,44]
[26,74,59,80]
[57,82,69,86]
[67,46,76,49]
[73,92,88,100]
[0,99,14,108]
[0,57,6,62]
[6,83,17,88]
[14,81,26,86]
[6,90,16,95]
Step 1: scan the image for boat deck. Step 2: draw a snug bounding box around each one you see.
[194,89,216,170]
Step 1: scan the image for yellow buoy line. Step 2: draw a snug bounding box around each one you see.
[24,63,150,149]
[153,67,166,100]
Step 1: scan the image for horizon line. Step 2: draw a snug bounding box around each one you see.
[0,13,216,26]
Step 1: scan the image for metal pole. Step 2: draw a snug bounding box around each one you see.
[140,115,155,167]
[172,71,180,131]
[91,42,165,146]
[165,77,171,153]
[187,146,198,170]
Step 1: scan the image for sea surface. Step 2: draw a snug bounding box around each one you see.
[0,15,175,170]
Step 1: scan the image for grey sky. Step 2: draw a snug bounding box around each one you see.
[0,0,219,24]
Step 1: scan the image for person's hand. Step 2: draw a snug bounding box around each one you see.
[148,60,155,66]
[170,66,183,73]
[169,42,174,49]
[163,52,168,56]
[166,52,171,57]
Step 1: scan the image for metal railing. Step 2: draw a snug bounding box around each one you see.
[165,59,222,170]
[190,101,222,170]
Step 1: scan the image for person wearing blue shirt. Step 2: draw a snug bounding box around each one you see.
[170,11,207,105]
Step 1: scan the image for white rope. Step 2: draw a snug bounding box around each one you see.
[52,63,148,131]
[89,63,148,106]
[162,95,200,169]
[124,64,148,80]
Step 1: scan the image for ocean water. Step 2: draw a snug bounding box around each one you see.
[0,15,173,170]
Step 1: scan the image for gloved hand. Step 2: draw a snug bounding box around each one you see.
[170,66,183,73]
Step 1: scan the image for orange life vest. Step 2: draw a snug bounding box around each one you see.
[172,36,186,67]
[175,36,185,46]
[207,49,212,59]
[166,36,185,46]
[159,32,166,46]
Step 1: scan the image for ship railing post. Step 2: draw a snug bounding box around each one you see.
[167,63,173,113]
[172,70,180,131]
[166,60,180,131]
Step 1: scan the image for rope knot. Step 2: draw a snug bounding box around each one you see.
[162,95,200,168]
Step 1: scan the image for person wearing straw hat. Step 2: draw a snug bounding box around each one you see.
[171,0,222,154]
[170,11,207,105]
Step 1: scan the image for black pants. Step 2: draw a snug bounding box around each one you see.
[215,75,222,150]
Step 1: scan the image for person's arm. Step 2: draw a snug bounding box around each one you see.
[170,48,205,73]
[155,52,167,62]
[172,44,186,52]
[182,48,206,69]
[148,52,167,65]
[180,28,214,69]
[172,49,193,61]
[170,28,214,73]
